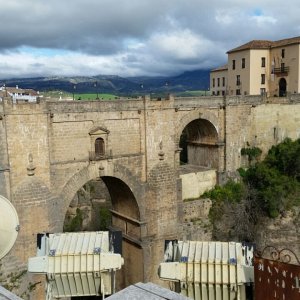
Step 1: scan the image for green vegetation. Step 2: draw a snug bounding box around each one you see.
[202,180,245,204]
[64,208,83,232]
[202,180,245,226]
[175,90,211,97]
[240,138,300,217]
[206,138,300,225]
[75,93,118,100]
[99,207,111,230]
[42,90,119,100]
[241,146,262,164]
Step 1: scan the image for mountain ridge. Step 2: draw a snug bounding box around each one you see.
[0,69,210,95]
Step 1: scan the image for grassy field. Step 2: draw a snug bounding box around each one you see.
[42,90,211,100]
[175,90,211,97]
[74,93,118,100]
[42,91,118,100]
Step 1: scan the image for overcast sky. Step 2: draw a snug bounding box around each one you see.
[0,0,299,79]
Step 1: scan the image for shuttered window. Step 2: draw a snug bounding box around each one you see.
[95,138,105,156]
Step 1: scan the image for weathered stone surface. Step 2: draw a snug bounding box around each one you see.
[0,94,300,298]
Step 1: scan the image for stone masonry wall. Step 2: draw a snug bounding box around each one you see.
[0,101,10,198]
[225,102,300,173]
[1,95,300,298]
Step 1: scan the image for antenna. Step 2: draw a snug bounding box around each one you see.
[0,195,19,260]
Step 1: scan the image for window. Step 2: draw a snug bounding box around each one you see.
[217,91,220,96]
[212,78,215,87]
[236,75,241,86]
[281,62,285,72]
[222,90,225,96]
[261,57,266,67]
[260,88,266,96]
[242,58,245,68]
[217,78,220,87]
[222,77,225,87]
[261,74,265,85]
[232,60,236,70]
[95,138,105,157]
[236,89,241,95]
[281,49,285,58]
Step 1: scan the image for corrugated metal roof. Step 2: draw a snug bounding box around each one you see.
[28,231,124,298]
[107,282,192,300]
[159,241,254,300]
[0,286,23,300]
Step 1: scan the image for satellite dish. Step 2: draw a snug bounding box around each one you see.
[0,195,19,260]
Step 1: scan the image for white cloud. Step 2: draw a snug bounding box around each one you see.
[251,15,277,26]
[215,9,237,25]
[149,30,212,60]
[0,0,298,78]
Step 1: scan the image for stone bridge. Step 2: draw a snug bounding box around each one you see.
[1,94,300,298]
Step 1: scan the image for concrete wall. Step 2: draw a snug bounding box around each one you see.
[180,170,217,200]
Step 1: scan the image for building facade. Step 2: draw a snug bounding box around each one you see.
[210,36,300,97]
[0,85,40,103]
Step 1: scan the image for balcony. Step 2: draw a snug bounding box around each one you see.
[274,66,289,74]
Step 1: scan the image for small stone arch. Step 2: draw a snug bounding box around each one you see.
[176,110,220,146]
[176,110,222,169]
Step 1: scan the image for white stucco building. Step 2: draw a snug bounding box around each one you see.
[211,36,300,97]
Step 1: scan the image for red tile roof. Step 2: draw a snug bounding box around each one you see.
[211,64,228,72]
[272,36,300,48]
[227,40,273,53]
[227,36,300,53]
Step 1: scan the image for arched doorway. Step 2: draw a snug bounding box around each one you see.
[179,118,219,168]
[63,176,143,293]
[279,78,287,97]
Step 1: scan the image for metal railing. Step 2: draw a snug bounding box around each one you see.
[274,66,289,73]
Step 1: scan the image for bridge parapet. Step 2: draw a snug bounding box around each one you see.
[47,98,145,113]
[175,95,264,108]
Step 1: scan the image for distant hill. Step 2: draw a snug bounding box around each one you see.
[0,69,210,95]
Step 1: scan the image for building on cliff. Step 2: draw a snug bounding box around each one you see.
[210,36,300,97]
[0,85,40,103]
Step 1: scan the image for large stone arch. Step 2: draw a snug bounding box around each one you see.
[60,162,145,220]
[60,161,146,288]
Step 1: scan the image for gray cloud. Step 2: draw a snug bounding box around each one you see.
[0,0,299,78]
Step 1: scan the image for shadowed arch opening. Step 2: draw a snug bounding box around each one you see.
[279,78,287,97]
[63,175,143,293]
[101,176,140,221]
[179,118,219,168]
